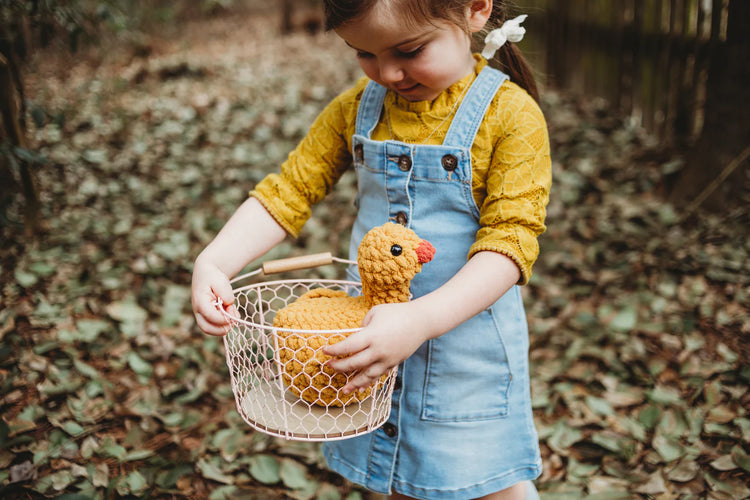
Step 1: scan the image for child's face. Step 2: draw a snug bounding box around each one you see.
[335,3,487,102]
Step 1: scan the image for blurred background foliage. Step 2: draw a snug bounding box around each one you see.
[0,1,748,499]
[0,0,240,231]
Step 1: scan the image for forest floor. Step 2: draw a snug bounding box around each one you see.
[1,4,749,500]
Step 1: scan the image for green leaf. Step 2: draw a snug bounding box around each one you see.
[127,351,153,377]
[100,441,127,461]
[249,454,280,484]
[547,422,583,455]
[15,269,38,288]
[106,300,148,323]
[638,404,662,430]
[73,319,110,343]
[648,385,683,406]
[161,284,190,326]
[566,457,599,479]
[153,231,190,261]
[585,395,615,416]
[72,358,101,379]
[280,458,312,489]
[155,464,193,488]
[731,445,750,472]
[315,483,342,500]
[734,417,750,442]
[209,485,239,500]
[652,434,684,463]
[610,305,637,332]
[61,421,85,437]
[591,431,635,458]
[123,448,154,461]
[667,459,699,482]
[197,457,235,485]
[710,454,738,471]
[82,149,108,164]
[125,470,148,495]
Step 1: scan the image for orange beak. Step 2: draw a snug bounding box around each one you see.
[416,240,436,264]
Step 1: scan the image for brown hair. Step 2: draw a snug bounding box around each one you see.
[323,0,539,102]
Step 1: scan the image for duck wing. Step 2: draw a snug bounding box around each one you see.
[274,290,368,330]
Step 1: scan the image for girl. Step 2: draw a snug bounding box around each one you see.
[192,0,551,498]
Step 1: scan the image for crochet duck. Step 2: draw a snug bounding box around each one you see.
[273,222,436,407]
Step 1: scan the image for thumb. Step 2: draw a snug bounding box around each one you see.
[362,308,375,328]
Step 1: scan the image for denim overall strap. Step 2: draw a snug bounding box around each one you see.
[355,80,388,138]
[442,66,508,149]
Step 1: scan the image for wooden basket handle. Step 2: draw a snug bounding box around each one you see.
[261,252,334,275]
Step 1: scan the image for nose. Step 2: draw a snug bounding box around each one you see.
[378,59,405,84]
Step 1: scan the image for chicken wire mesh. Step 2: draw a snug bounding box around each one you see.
[221,268,397,441]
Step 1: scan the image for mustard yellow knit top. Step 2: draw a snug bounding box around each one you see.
[251,56,551,284]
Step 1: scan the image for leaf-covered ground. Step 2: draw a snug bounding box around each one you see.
[1,6,748,500]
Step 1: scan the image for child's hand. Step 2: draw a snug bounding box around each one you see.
[191,256,238,336]
[323,301,429,394]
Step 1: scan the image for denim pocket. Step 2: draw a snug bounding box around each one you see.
[420,305,513,421]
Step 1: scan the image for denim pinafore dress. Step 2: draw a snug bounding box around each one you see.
[323,67,542,499]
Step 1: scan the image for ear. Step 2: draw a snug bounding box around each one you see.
[467,0,493,33]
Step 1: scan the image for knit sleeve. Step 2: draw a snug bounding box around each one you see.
[468,86,551,284]
[250,80,365,237]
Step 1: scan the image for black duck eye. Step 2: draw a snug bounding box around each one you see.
[390,244,402,256]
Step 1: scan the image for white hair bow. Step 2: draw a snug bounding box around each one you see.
[481,14,528,59]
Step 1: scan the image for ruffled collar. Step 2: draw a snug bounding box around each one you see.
[389,54,488,113]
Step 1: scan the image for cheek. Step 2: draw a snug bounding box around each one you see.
[358,59,380,81]
[409,59,450,85]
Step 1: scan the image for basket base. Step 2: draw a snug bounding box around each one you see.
[240,377,389,441]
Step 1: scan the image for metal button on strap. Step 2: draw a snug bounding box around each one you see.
[394,211,408,225]
[398,155,412,171]
[382,423,397,437]
[442,154,458,172]
[354,143,364,162]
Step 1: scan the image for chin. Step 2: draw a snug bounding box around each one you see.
[396,85,440,102]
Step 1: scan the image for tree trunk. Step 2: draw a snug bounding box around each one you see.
[669,1,750,210]
[281,0,293,34]
[0,52,39,232]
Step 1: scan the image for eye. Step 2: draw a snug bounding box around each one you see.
[397,45,424,58]
[390,244,402,256]
[356,50,374,59]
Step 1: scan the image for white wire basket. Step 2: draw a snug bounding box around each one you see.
[220,252,397,441]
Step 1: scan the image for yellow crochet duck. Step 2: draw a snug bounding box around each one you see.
[273,222,435,407]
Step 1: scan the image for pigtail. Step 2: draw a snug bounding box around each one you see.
[481,1,540,103]
[493,42,539,103]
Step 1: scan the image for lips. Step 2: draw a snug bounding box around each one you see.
[393,83,420,93]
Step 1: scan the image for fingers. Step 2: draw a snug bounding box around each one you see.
[341,365,390,394]
[325,337,390,394]
[326,347,373,372]
[212,280,236,314]
[195,311,232,336]
[324,332,369,357]
[193,290,237,336]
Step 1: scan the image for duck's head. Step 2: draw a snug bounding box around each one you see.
[357,222,435,303]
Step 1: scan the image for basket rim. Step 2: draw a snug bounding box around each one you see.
[221,277,365,334]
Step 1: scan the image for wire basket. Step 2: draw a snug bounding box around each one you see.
[220,252,398,441]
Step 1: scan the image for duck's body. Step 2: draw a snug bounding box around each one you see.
[275,289,368,331]
[273,223,435,407]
